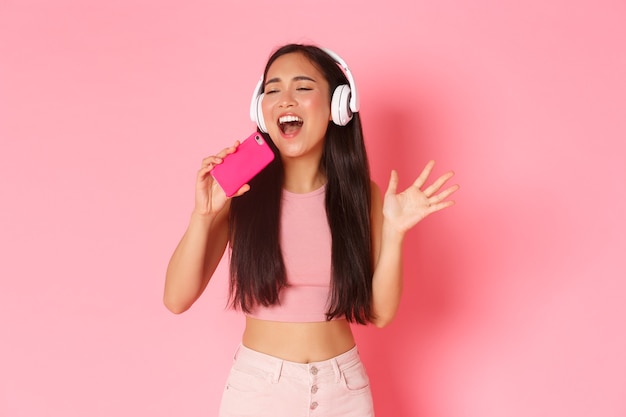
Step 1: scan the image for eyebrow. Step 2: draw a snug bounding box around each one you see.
[264,75,317,86]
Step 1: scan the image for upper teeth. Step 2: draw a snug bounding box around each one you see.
[279,115,303,124]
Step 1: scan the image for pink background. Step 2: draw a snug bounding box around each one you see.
[2,1,625,416]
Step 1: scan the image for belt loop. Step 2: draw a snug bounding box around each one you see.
[233,344,242,362]
[271,359,283,383]
[331,358,341,383]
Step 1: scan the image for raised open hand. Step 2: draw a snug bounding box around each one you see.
[383,160,459,234]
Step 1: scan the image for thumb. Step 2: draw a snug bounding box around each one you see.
[386,170,399,196]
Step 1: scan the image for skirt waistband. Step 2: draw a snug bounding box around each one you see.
[233,344,361,383]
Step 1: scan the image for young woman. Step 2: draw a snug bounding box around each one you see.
[164,44,459,417]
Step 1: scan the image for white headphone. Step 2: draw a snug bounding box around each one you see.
[249,48,360,133]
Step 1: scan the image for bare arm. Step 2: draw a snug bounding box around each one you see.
[164,207,230,314]
[369,181,403,328]
[370,161,459,327]
[163,143,249,314]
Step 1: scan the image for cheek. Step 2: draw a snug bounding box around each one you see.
[260,99,278,128]
[304,95,331,119]
[260,97,272,117]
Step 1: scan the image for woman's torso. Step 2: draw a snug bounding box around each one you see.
[242,317,355,363]
[241,185,355,363]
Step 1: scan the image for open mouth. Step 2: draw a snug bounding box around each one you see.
[278,115,303,135]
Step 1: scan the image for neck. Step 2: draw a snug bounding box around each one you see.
[281,157,326,194]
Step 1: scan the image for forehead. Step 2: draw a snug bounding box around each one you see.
[266,52,327,81]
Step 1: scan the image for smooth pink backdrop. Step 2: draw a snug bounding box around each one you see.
[1,1,625,416]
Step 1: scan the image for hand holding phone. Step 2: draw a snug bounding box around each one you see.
[210,132,275,197]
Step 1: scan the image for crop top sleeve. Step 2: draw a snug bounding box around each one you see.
[246,185,336,322]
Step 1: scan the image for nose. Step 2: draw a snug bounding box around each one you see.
[278,90,296,108]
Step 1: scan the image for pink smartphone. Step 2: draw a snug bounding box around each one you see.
[210,132,275,197]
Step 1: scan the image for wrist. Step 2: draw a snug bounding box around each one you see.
[381,221,406,245]
[189,210,216,226]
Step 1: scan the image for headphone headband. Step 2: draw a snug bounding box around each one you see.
[321,48,360,113]
[250,47,359,132]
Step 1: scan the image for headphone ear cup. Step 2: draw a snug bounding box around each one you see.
[253,93,267,133]
[331,84,352,126]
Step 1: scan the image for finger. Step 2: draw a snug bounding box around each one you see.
[215,141,241,159]
[386,170,399,196]
[413,160,435,189]
[427,199,456,214]
[197,165,215,181]
[201,141,241,167]
[423,171,455,197]
[232,183,251,197]
[201,155,224,168]
[429,184,460,203]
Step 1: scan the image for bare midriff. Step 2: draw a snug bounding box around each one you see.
[242,316,356,363]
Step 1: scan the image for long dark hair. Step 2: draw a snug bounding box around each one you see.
[228,44,373,324]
